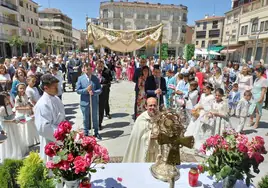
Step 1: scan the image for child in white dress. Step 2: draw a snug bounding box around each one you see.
[235,91,252,133]
[0,92,26,162]
[26,75,40,106]
[15,83,39,147]
[185,81,199,119]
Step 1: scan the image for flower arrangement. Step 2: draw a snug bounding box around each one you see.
[198,128,267,186]
[45,121,109,182]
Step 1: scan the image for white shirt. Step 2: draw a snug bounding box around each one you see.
[26,86,40,105]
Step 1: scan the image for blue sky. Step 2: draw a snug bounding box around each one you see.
[35,0,231,29]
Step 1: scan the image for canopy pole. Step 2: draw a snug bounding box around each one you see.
[158,35,162,110]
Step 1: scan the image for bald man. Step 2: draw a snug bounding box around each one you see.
[123,97,160,163]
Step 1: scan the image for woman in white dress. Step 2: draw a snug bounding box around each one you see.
[0,92,26,162]
[236,65,253,96]
[185,81,199,118]
[15,83,39,147]
[185,83,214,150]
[209,67,223,90]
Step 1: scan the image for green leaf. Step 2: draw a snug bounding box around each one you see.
[52,156,61,164]
[219,165,232,179]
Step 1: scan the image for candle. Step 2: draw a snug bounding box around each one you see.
[189,167,199,187]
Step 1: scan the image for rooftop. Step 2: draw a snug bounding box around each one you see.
[100,1,188,10]
[195,16,225,23]
[39,8,72,20]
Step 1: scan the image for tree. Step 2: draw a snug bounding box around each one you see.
[159,43,168,60]
[183,44,195,61]
[8,35,24,56]
[35,42,47,53]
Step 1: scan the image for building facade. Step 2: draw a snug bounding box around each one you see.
[18,0,40,56]
[222,0,268,63]
[0,0,20,57]
[99,1,188,58]
[185,25,194,44]
[193,16,225,49]
[40,27,64,54]
[72,28,87,51]
[39,8,72,52]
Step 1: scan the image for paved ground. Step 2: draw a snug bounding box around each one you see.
[61,80,268,186]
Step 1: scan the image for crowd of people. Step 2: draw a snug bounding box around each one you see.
[0,51,268,163]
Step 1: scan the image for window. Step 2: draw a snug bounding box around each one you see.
[203,22,207,30]
[35,19,38,26]
[260,21,265,32]
[26,3,28,9]
[30,5,32,11]
[21,29,26,36]
[241,26,244,35]
[251,18,258,32]
[197,23,200,27]
[36,32,39,38]
[182,13,187,22]
[31,18,33,24]
[32,32,34,37]
[181,25,186,33]
[212,21,218,29]
[255,47,263,61]
[226,31,230,40]
[34,8,37,13]
[103,22,108,28]
[244,25,248,35]
[103,9,108,18]
[265,21,268,31]
[212,40,218,44]
[196,31,206,38]
[209,29,220,38]
[246,48,253,62]
[19,0,23,7]
[201,41,205,48]
[196,41,199,45]
[21,15,25,22]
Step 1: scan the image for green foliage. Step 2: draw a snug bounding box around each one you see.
[17,152,55,188]
[258,174,268,188]
[183,44,195,61]
[8,35,24,47]
[159,43,168,60]
[0,159,23,188]
[36,42,47,50]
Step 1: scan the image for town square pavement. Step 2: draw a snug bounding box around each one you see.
[61,80,268,186]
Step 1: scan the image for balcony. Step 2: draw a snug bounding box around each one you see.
[0,16,18,26]
[0,0,17,11]
[0,33,11,40]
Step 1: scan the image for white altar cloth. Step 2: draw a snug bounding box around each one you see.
[91,163,255,188]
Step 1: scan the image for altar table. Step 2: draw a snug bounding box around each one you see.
[91,163,255,188]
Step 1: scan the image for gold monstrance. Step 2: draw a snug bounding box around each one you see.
[150,110,194,188]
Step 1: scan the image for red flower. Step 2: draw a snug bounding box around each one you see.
[46,161,58,169]
[117,177,123,182]
[84,152,93,164]
[44,142,59,157]
[252,153,264,164]
[67,153,74,162]
[197,165,204,173]
[237,143,248,153]
[79,182,91,188]
[54,121,72,141]
[73,156,89,174]
[58,160,70,171]
[82,136,97,147]
[93,144,101,156]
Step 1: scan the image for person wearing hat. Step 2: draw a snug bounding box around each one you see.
[145,65,167,106]
[34,74,65,162]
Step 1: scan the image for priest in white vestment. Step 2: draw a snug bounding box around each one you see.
[123,97,160,163]
[34,74,65,162]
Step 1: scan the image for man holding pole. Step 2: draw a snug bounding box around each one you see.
[145,65,167,107]
[76,63,102,140]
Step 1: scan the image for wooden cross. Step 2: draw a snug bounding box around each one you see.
[157,133,194,165]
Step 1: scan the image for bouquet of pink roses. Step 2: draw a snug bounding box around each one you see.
[198,128,267,186]
[45,121,109,181]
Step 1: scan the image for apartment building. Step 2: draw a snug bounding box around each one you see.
[0,0,20,57]
[193,16,225,49]
[18,0,40,56]
[222,0,268,63]
[185,25,194,44]
[40,27,64,54]
[72,28,87,51]
[99,1,188,57]
[39,8,73,52]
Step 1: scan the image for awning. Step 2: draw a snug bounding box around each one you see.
[220,46,242,54]
[208,46,225,52]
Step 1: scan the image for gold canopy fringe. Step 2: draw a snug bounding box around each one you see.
[88,23,163,52]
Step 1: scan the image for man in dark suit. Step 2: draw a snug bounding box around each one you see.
[145,65,167,106]
[96,60,112,130]
[76,63,102,140]
[68,53,82,91]
[132,58,147,119]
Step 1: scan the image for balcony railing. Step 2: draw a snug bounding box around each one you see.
[0,16,18,26]
[0,0,17,11]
